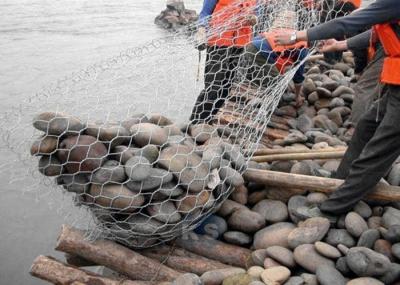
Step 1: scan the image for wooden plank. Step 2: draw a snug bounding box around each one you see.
[251,150,346,162]
[243,169,400,202]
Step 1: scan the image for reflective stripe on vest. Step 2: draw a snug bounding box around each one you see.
[374,23,400,85]
[208,0,256,47]
[261,29,308,74]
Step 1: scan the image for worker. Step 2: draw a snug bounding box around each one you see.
[190,0,257,125]
[274,0,400,215]
[320,37,385,126]
[322,0,362,63]
[243,14,309,106]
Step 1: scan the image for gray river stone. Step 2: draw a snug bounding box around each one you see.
[336,257,351,276]
[147,201,181,223]
[223,231,252,246]
[125,168,173,192]
[382,207,400,228]
[325,229,356,248]
[294,244,335,273]
[288,217,330,249]
[124,156,151,182]
[345,212,368,238]
[266,246,296,268]
[253,222,296,249]
[91,160,126,184]
[252,199,289,223]
[346,247,391,277]
[316,264,346,285]
[130,122,168,147]
[357,229,380,248]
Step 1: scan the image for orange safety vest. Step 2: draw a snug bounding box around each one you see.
[208,0,256,47]
[341,0,362,9]
[261,29,308,74]
[372,23,400,85]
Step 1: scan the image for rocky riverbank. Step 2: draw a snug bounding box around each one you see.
[30,54,400,284]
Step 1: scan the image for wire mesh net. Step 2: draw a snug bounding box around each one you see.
[0,0,355,248]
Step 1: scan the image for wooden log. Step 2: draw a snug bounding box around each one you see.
[30,255,168,285]
[141,252,232,276]
[251,147,347,156]
[64,253,96,267]
[55,225,180,282]
[251,150,346,162]
[175,232,253,268]
[243,169,400,202]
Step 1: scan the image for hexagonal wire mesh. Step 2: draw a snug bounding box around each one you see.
[0,0,347,248]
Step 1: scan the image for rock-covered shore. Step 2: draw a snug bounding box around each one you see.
[30,54,400,285]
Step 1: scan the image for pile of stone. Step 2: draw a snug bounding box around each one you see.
[155,0,198,31]
[218,54,357,152]
[30,111,249,247]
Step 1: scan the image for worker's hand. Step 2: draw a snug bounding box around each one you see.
[318,39,348,53]
[195,26,207,51]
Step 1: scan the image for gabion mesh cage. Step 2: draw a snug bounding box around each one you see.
[0,0,352,248]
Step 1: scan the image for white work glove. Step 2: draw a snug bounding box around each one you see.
[195,26,207,51]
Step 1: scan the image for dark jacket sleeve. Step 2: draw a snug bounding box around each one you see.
[307,0,400,41]
[347,30,372,50]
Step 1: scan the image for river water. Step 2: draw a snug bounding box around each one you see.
[0,1,201,284]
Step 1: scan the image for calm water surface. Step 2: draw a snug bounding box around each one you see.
[0,1,200,284]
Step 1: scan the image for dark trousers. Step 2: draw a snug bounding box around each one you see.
[321,84,400,214]
[190,46,243,124]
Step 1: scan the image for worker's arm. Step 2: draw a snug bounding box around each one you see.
[318,30,371,53]
[198,0,218,27]
[275,0,400,44]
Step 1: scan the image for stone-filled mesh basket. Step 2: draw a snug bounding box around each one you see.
[0,0,327,248]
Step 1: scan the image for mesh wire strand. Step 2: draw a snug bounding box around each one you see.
[0,0,351,248]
